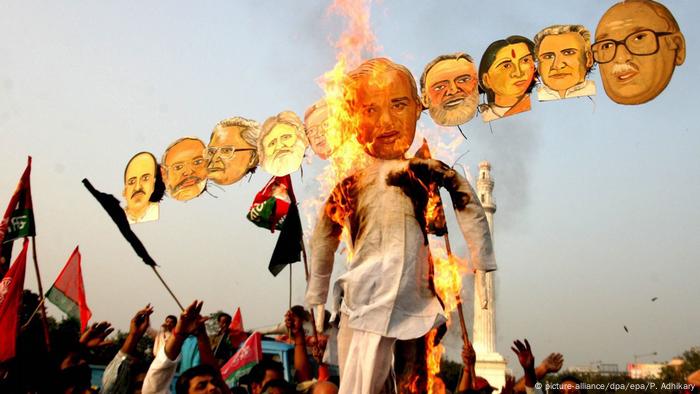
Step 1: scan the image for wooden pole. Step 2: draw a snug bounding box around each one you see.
[443,224,470,347]
[31,236,51,350]
[150,266,184,311]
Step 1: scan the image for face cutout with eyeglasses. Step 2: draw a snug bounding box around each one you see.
[206,124,259,185]
[592,30,673,64]
[594,1,686,105]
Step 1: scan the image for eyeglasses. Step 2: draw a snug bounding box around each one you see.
[592,29,674,64]
[204,146,256,160]
[165,157,207,174]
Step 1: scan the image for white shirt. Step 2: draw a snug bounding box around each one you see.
[306,158,496,340]
[537,79,596,101]
[125,202,159,224]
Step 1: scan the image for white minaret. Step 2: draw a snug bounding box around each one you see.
[473,161,506,391]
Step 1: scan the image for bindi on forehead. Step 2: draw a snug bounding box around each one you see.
[511,49,516,58]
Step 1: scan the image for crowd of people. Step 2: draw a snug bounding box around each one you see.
[3,293,589,394]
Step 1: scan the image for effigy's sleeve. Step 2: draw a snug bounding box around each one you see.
[449,171,497,272]
[305,199,342,306]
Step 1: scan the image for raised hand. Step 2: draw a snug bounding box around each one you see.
[501,374,516,394]
[175,300,207,337]
[511,339,534,370]
[511,339,536,388]
[80,321,114,348]
[130,304,154,337]
[542,352,564,374]
[461,341,476,368]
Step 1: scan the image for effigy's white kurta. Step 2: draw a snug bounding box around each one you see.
[306,158,496,341]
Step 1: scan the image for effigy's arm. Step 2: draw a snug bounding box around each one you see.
[407,158,496,272]
[305,198,342,313]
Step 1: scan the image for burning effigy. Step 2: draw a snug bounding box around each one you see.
[304,57,497,394]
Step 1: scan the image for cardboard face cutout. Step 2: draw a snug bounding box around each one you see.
[122,152,163,224]
[259,111,307,177]
[349,58,421,160]
[534,25,596,101]
[421,54,479,126]
[594,0,685,105]
[304,100,333,160]
[161,137,208,201]
[479,37,536,122]
[206,117,259,185]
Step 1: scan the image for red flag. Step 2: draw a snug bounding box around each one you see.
[220,332,262,387]
[46,247,91,331]
[0,157,35,276]
[0,239,29,362]
[228,307,247,348]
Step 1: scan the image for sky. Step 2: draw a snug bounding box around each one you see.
[1,0,698,370]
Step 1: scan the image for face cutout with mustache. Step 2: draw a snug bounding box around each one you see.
[261,121,307,176]
[422,57,478,126]
[595,1,685,104]
[123,152,159,224]
[162,138,208,201]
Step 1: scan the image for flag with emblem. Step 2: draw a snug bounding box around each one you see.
[0,239,29,362]
[0,157,35,276]
[220,331,262,387]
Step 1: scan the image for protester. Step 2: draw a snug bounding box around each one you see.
[102,304,154,393]
[210,312,234,365]
[514,352,564,393]
[151,315,178,357]
[142,300,225,394]
[511,339,539,394]
[176,364,228,394]
[244,359,285,394]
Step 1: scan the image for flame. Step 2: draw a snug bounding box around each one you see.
[426,328,444,394]
[304,0,381,250]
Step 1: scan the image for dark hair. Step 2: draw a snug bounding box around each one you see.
[260,378,296,394]
[478,36,537,104]
[176,364,224,394]
[247,359,285,385]
[123,151,166,203]
[218,312,232,322]
[166,314,178,322]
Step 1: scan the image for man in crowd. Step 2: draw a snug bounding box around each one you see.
[151,315,177,357]
[210,312,234,365]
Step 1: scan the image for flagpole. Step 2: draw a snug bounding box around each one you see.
[150,266,185,311]
[20,296,46,330]
[298,235,320,352]
[31,236,51,350]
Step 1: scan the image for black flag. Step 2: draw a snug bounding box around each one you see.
[268,203,302,276]
[82,179,156,266]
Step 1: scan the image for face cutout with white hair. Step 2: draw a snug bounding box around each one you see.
[421,53,479,126]
[259,111,308,176]
[206,117,259,186]
[534,25,596,101]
